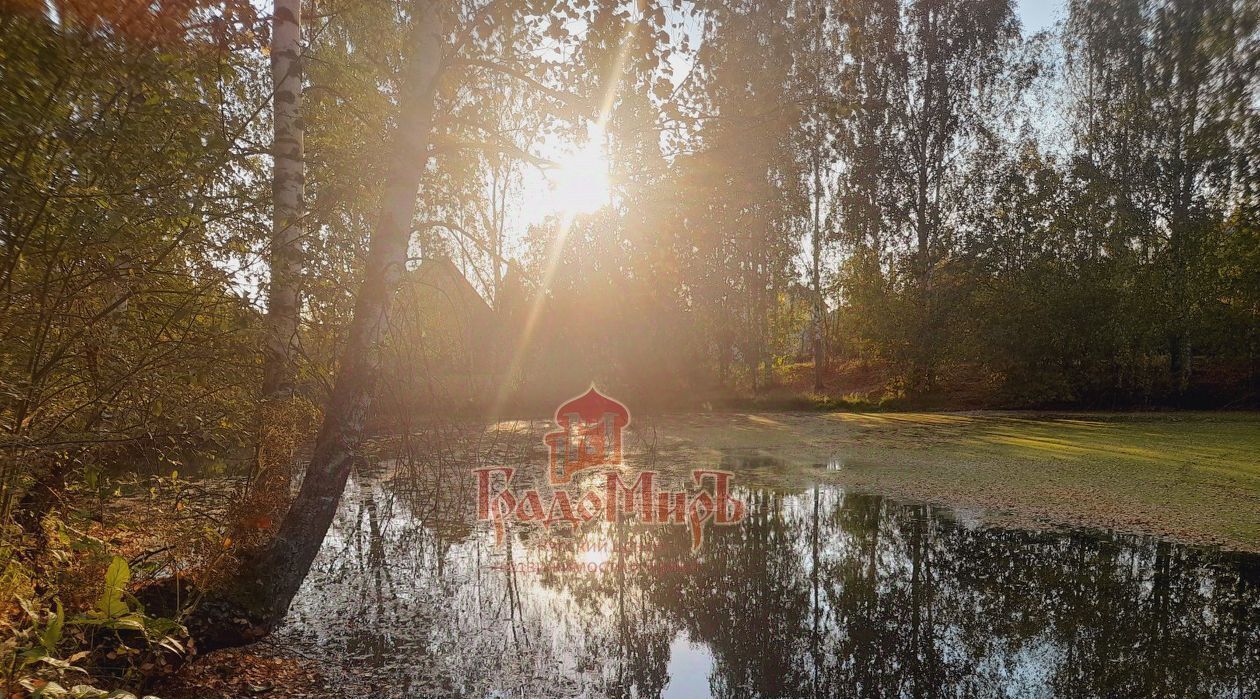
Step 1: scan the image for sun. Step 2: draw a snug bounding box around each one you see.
[548,132,611,215]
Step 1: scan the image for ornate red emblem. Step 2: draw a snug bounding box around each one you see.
[543,386,630,485]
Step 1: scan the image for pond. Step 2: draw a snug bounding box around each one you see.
[272,423,1260,698]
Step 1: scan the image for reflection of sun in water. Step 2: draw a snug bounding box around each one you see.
[549,130,610,215]
[579,546,611,567]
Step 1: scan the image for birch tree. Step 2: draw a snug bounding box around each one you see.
[263,0,304,398]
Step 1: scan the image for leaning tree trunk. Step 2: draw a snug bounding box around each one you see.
[185,4,446,648]
[263,0,304,398]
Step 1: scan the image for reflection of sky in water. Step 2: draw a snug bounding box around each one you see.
[276,458,1260,698]
[662,635,714,699]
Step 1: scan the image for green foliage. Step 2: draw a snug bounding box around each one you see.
[6,555,185,696]
[0,0,264,509]
[93,558,131,621]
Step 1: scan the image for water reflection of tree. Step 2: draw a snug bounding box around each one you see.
[541,519,676,699]
[278,429,1260,698]
[610,487,1259,698]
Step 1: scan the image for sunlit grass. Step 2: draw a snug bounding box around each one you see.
[656,411,1260,551]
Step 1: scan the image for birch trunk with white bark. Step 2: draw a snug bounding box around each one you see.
[263,0,304,397]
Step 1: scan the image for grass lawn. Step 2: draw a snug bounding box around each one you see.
[645,411,1260,552]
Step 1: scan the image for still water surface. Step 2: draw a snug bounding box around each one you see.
[274,445,1260,698]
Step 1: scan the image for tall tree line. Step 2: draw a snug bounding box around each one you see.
[518,0,1259,408]
[830,0,1258,406]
